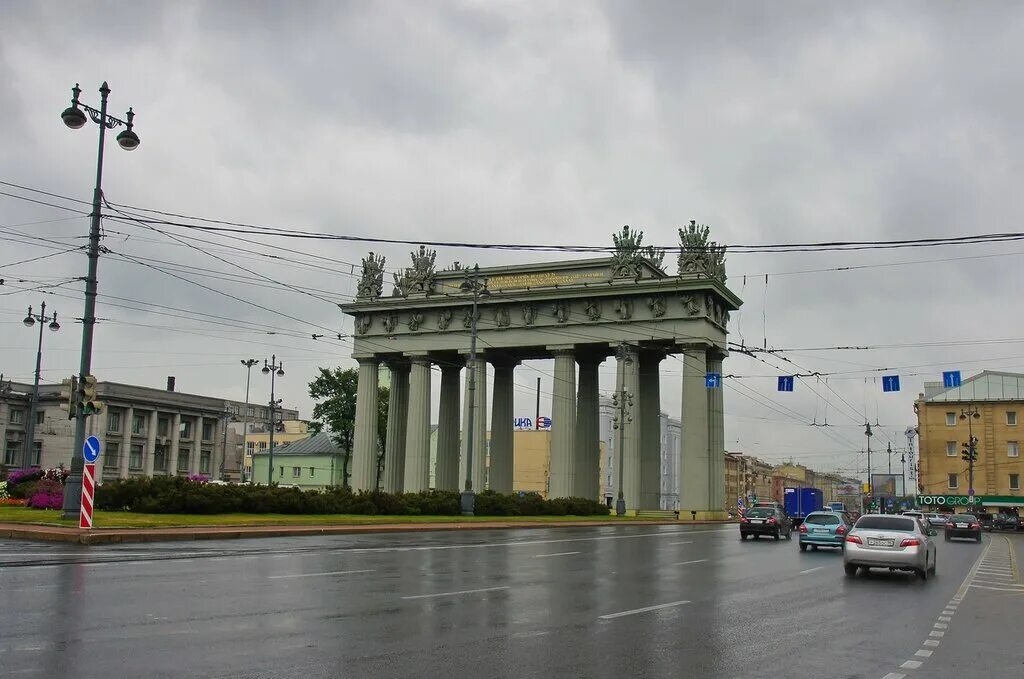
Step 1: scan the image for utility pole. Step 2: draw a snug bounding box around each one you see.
[887,442,892,475]
[60,82,140,520]
[960,405,981,506]
[534,377,541,431]
[865,422,873,513]
[459,264,488,516]
[239,358,258,482]
[22,302,60,468]
[262,356,284,485]
[611,343,634,517]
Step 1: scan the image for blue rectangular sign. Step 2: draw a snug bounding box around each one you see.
[705,372,721,389]
[777,376,794,392]
[882,375,900,392]
[943,370,962,389]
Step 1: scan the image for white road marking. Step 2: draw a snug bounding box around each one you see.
[969,584,1024,592]
[267,569,375,579]
[900,660,923,670]
[933,622,948,629]
[972,578,1021,586]
[915,650,933,658]
[534,551,580,558]
[599,600,690,620]
[941,610,955,615]
[929,631,944,638]
[923,640,940,647]
[799,566,824,575]
[672,559,708,566]
[667,541,693,545]
[402,585,509,600]
[938,616,951,622]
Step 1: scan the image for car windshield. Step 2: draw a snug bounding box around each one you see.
[854,516,918,532]
[804,514,840,525]
[746,508,774,518]
[955,515,977,522]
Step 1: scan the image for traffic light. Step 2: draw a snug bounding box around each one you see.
[80,375,104,415]
[59,376,78,419]
[961,436,979,463]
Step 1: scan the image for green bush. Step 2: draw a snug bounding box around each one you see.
[93,477,610,517]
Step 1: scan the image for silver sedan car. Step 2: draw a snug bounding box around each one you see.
[843,514,938,580]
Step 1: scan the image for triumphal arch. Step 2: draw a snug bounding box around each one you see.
[340,224,741,518]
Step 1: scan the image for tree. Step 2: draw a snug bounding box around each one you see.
[308,367,389,488]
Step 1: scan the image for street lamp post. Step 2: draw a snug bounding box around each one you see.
[239,358,258,482]
[59,82,140,519]
[612,343,634,517]
[460,265,489,516]
[22,302,60,468]
[262,356,284,486]
[864,422,873,513]
[960,406,981,504]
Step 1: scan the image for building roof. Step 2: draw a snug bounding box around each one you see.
[922,371,1024,403]
[253,432,342,457]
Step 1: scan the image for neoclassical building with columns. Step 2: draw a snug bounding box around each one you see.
[341,225,741,517]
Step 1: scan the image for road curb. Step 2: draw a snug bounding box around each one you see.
[0,519,732,545]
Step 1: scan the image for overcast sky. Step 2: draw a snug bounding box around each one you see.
[3,1,1023,481]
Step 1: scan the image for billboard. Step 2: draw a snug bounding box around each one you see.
[870,474,905,498]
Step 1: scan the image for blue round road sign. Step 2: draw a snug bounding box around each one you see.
[83,435,101,463]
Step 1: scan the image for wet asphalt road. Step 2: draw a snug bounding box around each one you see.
[0,525,1019,679]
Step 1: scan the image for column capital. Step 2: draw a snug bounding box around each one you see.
[383,357,411,371]
[675,340,713,353]
[403,353,432,366]
[488,356,521,369]
[547,345,576,356]
[708,347,729,362]
[354,354,380,364]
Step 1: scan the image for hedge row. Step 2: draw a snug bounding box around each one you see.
[94,477,610,517]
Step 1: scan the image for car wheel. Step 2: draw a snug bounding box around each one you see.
[785,529,793,541]
[944,534,951,542]
[799,543,807,551]
[740,533,747,540]
[976,535,982,543]
[930,559,937,575]
[844,563,857,577]
[774,531,780,541]
[918,567,928,581]
[811,545,818,551]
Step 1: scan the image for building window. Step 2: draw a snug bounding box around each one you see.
[158,417,170,438]
[35,410,45,425]
[247,406,255,417]
[202,421,214,442]
[177,448,190,473]
[132,414,145,435]
[30,441,41,466]
[945,412,956,426]
[1009,442,1020,458]
[107,411,121,433]
[3,440,18,466]
[258,441,267,451]
[154,445,167,472]
[948,473,959,490]
[292,466,301,478]
[200,449,211,474]
[103,442,120,470]
[946,441,957,457]
[129,444,144,470]
[1008,411,1018,426]
[247,441,255,455]
[9,409,24,425]
[179,421,192,440]
[229,405,239,415]
[1011,474,1021,491]
[310,467,315,477]
[279,466,284,478]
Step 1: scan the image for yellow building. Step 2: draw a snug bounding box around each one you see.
[242,420,311,481]
[916,371,1024,513]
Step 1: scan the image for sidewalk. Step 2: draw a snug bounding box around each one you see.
[0,518,729,545]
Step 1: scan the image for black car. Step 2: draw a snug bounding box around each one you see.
[944,514,982,542]
[976,513,995,531]
[740,506,793,541]
[993,514,1022,531]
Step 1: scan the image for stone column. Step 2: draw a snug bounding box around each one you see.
[190,415,202,475]
[382,361,410,493]
[459,356,488,493]
[351,357,380,492]
[403,356,432,492]
[489,358,517,494]
[435,362,462,491]
[574,354,602,501]
[615,344,642,510]
[144,410,157,478]
[548,347,577,499]
[119,405,134,479]
[639,351,664,510]
[707,350,727,514]
[679,346,710,514]
[168,413,182,477]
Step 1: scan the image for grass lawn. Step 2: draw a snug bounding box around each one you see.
[0,506,650,529]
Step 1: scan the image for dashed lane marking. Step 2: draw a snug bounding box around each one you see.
[401,585,510,600]
[915,650,933,658]
[671,559,708,566]
[267,569,375,579]
[534,551,581,558]
[799,567,824,575]
[599,600,690,620]
[900,660,923,670]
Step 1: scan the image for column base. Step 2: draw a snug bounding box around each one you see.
[678,510,729,522]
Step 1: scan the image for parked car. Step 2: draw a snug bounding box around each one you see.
[901,510,924,520]
[798,511,853,551]
[740,506,793,541]
[976,513,995,531]
[843,514,938,580]
[944,514,982,542]
[993,514,1022,531]
[925,513,950,527]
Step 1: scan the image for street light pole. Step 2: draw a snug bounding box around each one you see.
[960,405,981,504]
[59,82,140,519]
[262,356,284,485]
[239,358,258,482]
[865,422,873,513]
[612,343,634,517]
[22,302,60,468]
[460,264,488,516]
